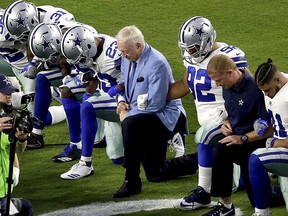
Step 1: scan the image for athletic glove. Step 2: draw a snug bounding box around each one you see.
[108,85,119,97]
[73,73,83,86]
[254,118,269,136]
[22,60,50,79]
[62,74,83,86]
[266,137,276,148]
[62,75,74,86]
[21,61,37,79]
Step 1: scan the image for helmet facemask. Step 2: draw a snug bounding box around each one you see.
[48,52,61,65]
[66,47,94,67]
[61,26,97,67]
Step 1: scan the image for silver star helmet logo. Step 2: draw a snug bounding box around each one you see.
[12,12,28,28]
[40,36,53,52]
[71,33,85,49]
[195,26,205,37]
[193,23,208,39]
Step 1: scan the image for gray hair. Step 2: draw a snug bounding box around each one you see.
[116,25,145,45]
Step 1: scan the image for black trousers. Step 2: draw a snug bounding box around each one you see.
[121,112,197,182]
[210,134,265,207]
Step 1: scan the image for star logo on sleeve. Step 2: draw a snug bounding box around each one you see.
[40,36,53,52]
[70,33,85,49]
[238,99,244,106]
[12,13,28,28]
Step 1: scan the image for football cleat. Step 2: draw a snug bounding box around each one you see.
[202,202,235,216]
[25,133,44,150]
[51,144,81,163]
[168,132,185,158]
[173,186,212,210]
[60,160,94,180]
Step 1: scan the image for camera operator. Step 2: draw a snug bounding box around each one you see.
[0,73,32,216]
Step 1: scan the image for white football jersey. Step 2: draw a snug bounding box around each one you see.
[38,6,75,25]
[183,42,248,126]
[91,33,121,93]
[264,81,288,139]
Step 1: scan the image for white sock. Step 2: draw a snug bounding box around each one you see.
[255,208,270,215]
[48,105,66,125]
[198,166,212,193]
[80,156,92,162]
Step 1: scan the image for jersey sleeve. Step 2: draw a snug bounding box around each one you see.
[39,6,75,25]
[220,45,249,70]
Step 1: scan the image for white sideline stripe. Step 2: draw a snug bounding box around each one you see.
[39,199,243,216]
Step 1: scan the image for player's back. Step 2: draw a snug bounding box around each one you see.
[184,42,248,126]
[38,5,75,25]
[59,20,98,38]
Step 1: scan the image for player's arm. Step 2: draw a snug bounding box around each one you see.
[59,56,72,77]
[26,44,34,61]
[271,137,288,148]
[245,123,274,142]
[167,73,190,100]
[86,79,99,94]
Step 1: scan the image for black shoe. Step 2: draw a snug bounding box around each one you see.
[173,186,212,210]
[112,179,142,198]
[202,202,235,216]
[51,144,81,163]
[26,133,44,150]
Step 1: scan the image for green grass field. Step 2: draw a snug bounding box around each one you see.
[1,0,288,215]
